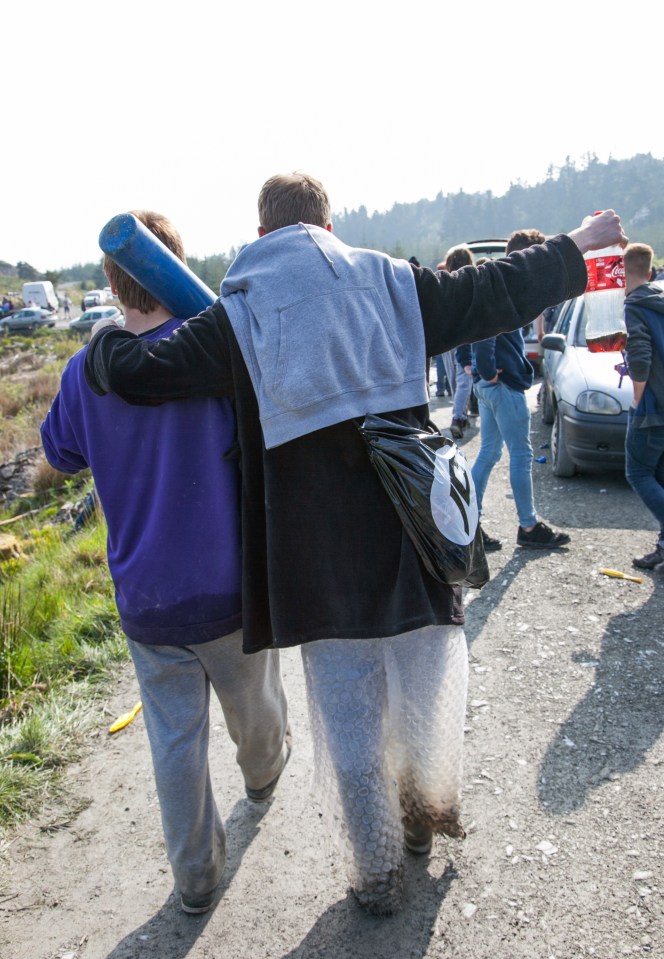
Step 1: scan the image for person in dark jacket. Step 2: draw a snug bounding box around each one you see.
[623,242,664,570]
[470,229,572,552]
[83,176,626,916]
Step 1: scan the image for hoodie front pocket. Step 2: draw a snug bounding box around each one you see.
[270,286,405,412]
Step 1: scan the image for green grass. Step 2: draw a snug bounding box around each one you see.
[0,324,131,834]
[0,671,124,832]
[0,515,128,831]
[0,328,83,463]
[1,521,120,701]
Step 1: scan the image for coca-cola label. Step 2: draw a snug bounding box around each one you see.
[585,254,625,292]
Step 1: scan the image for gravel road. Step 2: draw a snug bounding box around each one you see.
[2,383,662,959]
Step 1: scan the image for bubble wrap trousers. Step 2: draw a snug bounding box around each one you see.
[301,625,468,896]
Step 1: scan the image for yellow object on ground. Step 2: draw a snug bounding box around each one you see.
[598,568,643,584]
[108,702,143,734]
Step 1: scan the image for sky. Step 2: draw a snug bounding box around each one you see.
[4,0,664,272]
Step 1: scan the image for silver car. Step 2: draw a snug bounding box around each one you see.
[69,305,124,334]
[0,307,56,333]
[540,296,632,476]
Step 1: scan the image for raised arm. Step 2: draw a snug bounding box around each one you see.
[566,208,628,255]
[418,211,627,357]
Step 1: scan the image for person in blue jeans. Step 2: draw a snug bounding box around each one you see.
[433,353,451,397]
[623,242,664,570]
[471,229,571,551]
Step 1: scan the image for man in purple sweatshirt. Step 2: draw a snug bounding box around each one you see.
[41,211,289,916]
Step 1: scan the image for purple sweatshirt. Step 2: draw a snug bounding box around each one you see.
[41,318,242,645]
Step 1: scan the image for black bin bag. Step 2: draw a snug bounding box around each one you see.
[358,414,489,588]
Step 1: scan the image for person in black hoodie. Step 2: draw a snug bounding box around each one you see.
[624,242,664,570]
[470,229,571,552]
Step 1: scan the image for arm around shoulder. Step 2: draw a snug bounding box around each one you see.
[84,303,234,404]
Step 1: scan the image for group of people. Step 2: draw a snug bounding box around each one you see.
[431,232,571,551]
[41,174,627,918]
[430,233,664,567]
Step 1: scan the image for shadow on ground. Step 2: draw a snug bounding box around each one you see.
[104,800,269,959]
[538,584,664,815]
[463,546,569,649]
[280,861,459,959]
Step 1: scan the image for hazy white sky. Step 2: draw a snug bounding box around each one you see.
[4,0,663,272]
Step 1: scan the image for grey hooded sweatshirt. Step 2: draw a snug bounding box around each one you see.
[625,281,664,427]
[221,224,427,448]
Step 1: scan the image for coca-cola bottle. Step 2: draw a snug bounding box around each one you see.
[583,212,626,353]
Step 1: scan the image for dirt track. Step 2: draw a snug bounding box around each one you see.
[2,385,662,959]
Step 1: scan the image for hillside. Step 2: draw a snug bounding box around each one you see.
[334,153,664,268]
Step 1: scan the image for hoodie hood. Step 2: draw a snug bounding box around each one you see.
[626,281,664,316]
[220,224,428,449]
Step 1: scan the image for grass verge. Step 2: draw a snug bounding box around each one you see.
[0,515,127,833]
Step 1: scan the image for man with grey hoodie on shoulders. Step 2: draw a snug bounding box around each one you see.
[84,173,627,917]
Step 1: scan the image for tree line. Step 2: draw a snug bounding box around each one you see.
[6,154,663,287]
[334,153,664,267]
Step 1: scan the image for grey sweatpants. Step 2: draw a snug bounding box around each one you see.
[128,631,288,900]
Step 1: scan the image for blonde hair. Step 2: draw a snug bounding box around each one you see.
[623,242,654,280]
[104,210,186,314]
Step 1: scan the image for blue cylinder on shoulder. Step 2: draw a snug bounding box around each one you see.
[99,213,216,318]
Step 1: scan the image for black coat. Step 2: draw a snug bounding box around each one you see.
[85,235,586,652]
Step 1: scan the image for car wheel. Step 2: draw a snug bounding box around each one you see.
[551,409,576,477]
[541,382,554,425]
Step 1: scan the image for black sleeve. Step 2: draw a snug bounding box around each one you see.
[414,235,587,357]
[625,301,652,382]
[84,302,235,404]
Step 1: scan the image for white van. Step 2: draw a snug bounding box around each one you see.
[22,281,59,313]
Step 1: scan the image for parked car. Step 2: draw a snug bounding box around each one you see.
[82,289,107,309]
[465,238,508,261]
[69,305,124,334]
[523,320,543,375]
[540,295,632,477]
[0,307,56,333]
